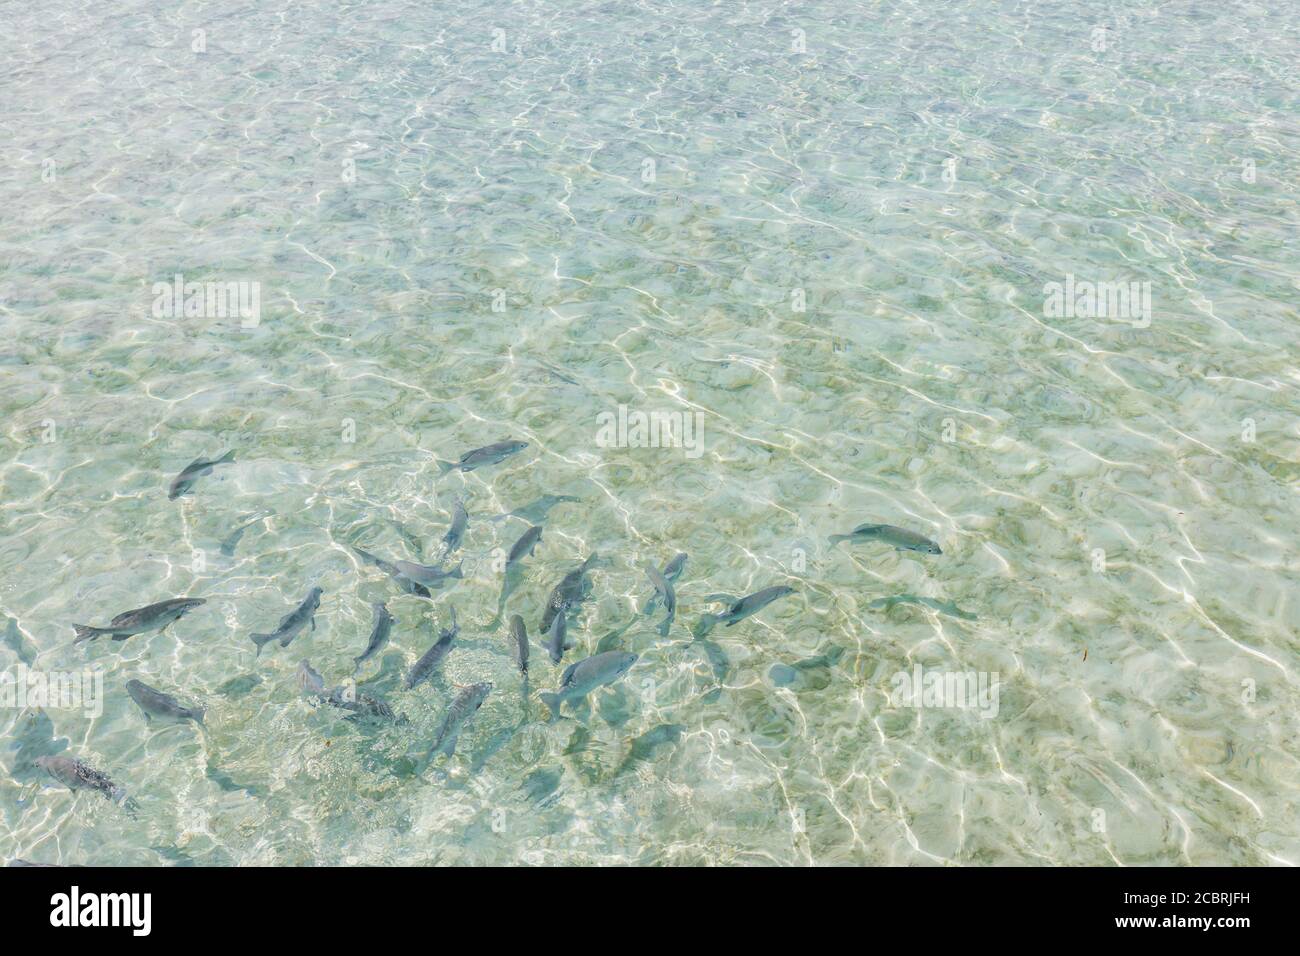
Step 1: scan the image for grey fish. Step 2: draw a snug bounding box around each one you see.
[250,587,322,658]
[485,525,543,630]
[125,679,205,725]
[220,510,273,556]
[168,450,235,500]
[405,607,458,690]
[539,553,599,633]
[3,615,37,665]
[594,616,638,654]
[9,859,61,867]
[436,440,528,475]
[426,681,492,759]
[869,594,976,620]
[693,585,795,638]
[642,561,676,637]
[539,651,637,721]
[544,610,574,665]
[350,546,432,598]
[829,523,942,555]
[644,553,687,616]
[616,723,686,776]
[440,498,469,555]
[73,598,206,644]
[489,494,579,525]
[297,661,396,721]
[507,615,529,674]
[389,558,463,587]
[768,645,847,690]
[35,755,126,802]
[353,602,395,671]
[507,524,544,565]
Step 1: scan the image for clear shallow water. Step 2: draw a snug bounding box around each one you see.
[1,0,1298,866]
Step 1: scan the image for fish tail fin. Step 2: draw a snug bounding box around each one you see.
[251,633,275,657]
[539,692,562,722]
[436,459,454,476]
[72,625,103,644]
[215,449,236,464]
[449,561,464,579]
[827,534,847,545]
[193,707,207,726]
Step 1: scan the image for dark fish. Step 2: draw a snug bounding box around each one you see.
[426,682,492,759]
[220,510,273,556]
[168,450,235,500]
[693,585,795,638]
[73,598,206,644]
[594,616,637,654]
[869,594,976,620]
[436,440,528,475]
[489,494,579,525]
[616,723,686,776]
[644,553,687,616]
[3,615,37,665]
[297,661,396,721]
[539,553,598,633]
[507,615,529,674]
[828,523,942,555]
[250,587,322,657]
[544,610,574,665]
[539,651,637,722]
[35,755,125,802]
[405,607,458,690]
[350,546,432,598]
[642,562,676,637]
[125,679,205,724]
[353,602,395,671]
[507,525,543,565]
[389,558,463,587]
[485,525,544,629]
[769,646,846,690]
[440,498,468,555]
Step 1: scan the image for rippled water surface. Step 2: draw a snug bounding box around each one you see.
[2,1,1298,866]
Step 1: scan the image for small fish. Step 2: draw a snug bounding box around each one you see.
[485,525,543,630]
[539,553,598,634]
[644,553,687,616]
[616,723,686,776]
[507,525,544,566]
[507,615,529,674]
[3,615,37,665]
[35,755,126,803]
[168,450,236,500]
[868,594,976,620]
[298,661,396,721]
[353,602,394,671]
[767,646,846,690]
[426,681,492,759]
[828,523,942,555]
[544,610,574,665]
[389,558,463,588]
[440,498,469,555]
[250,587,322,658]
[73,598,206,644]
[539,651,637,722]
[436,440,528,475]
[693,585,795,638]
[350,546,433,598]
[489,495,579,525]
[220,511,273,556]
[642,561,676,637]
[125,679,205,725]
[405,607,458,690]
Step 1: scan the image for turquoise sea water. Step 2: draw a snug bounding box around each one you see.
[1,1,1298,865]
